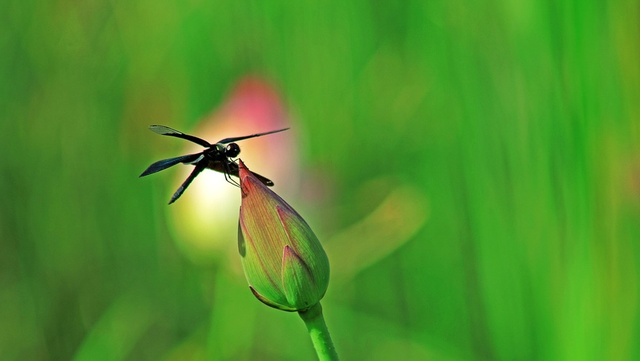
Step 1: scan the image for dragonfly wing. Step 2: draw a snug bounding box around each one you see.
[139,153,202,177]
[149,125,182,135]
[250,171,275,187]
[217,128,289,144]
[149,125,211,147]
[168,163,206,204]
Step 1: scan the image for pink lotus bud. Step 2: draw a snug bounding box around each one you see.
[237,160,329,311]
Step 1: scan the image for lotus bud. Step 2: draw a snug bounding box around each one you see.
[237,160,330,311]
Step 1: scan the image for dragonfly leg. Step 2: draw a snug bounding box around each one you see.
[223,160,241,188]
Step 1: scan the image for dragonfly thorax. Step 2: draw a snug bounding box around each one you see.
[204,144,225,159]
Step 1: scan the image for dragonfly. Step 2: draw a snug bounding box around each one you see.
[140,125,288,204]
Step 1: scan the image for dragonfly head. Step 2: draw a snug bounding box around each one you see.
[225,143,241,158]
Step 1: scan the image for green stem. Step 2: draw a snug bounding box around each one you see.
[298,303,339,361]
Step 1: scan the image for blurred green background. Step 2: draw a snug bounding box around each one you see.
[2,1,640,360]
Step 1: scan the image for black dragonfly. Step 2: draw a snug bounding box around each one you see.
[140,125,288,204]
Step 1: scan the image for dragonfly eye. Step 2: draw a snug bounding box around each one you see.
[226,143,241,158]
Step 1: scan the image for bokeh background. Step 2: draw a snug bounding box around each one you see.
[2,1,640,360]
